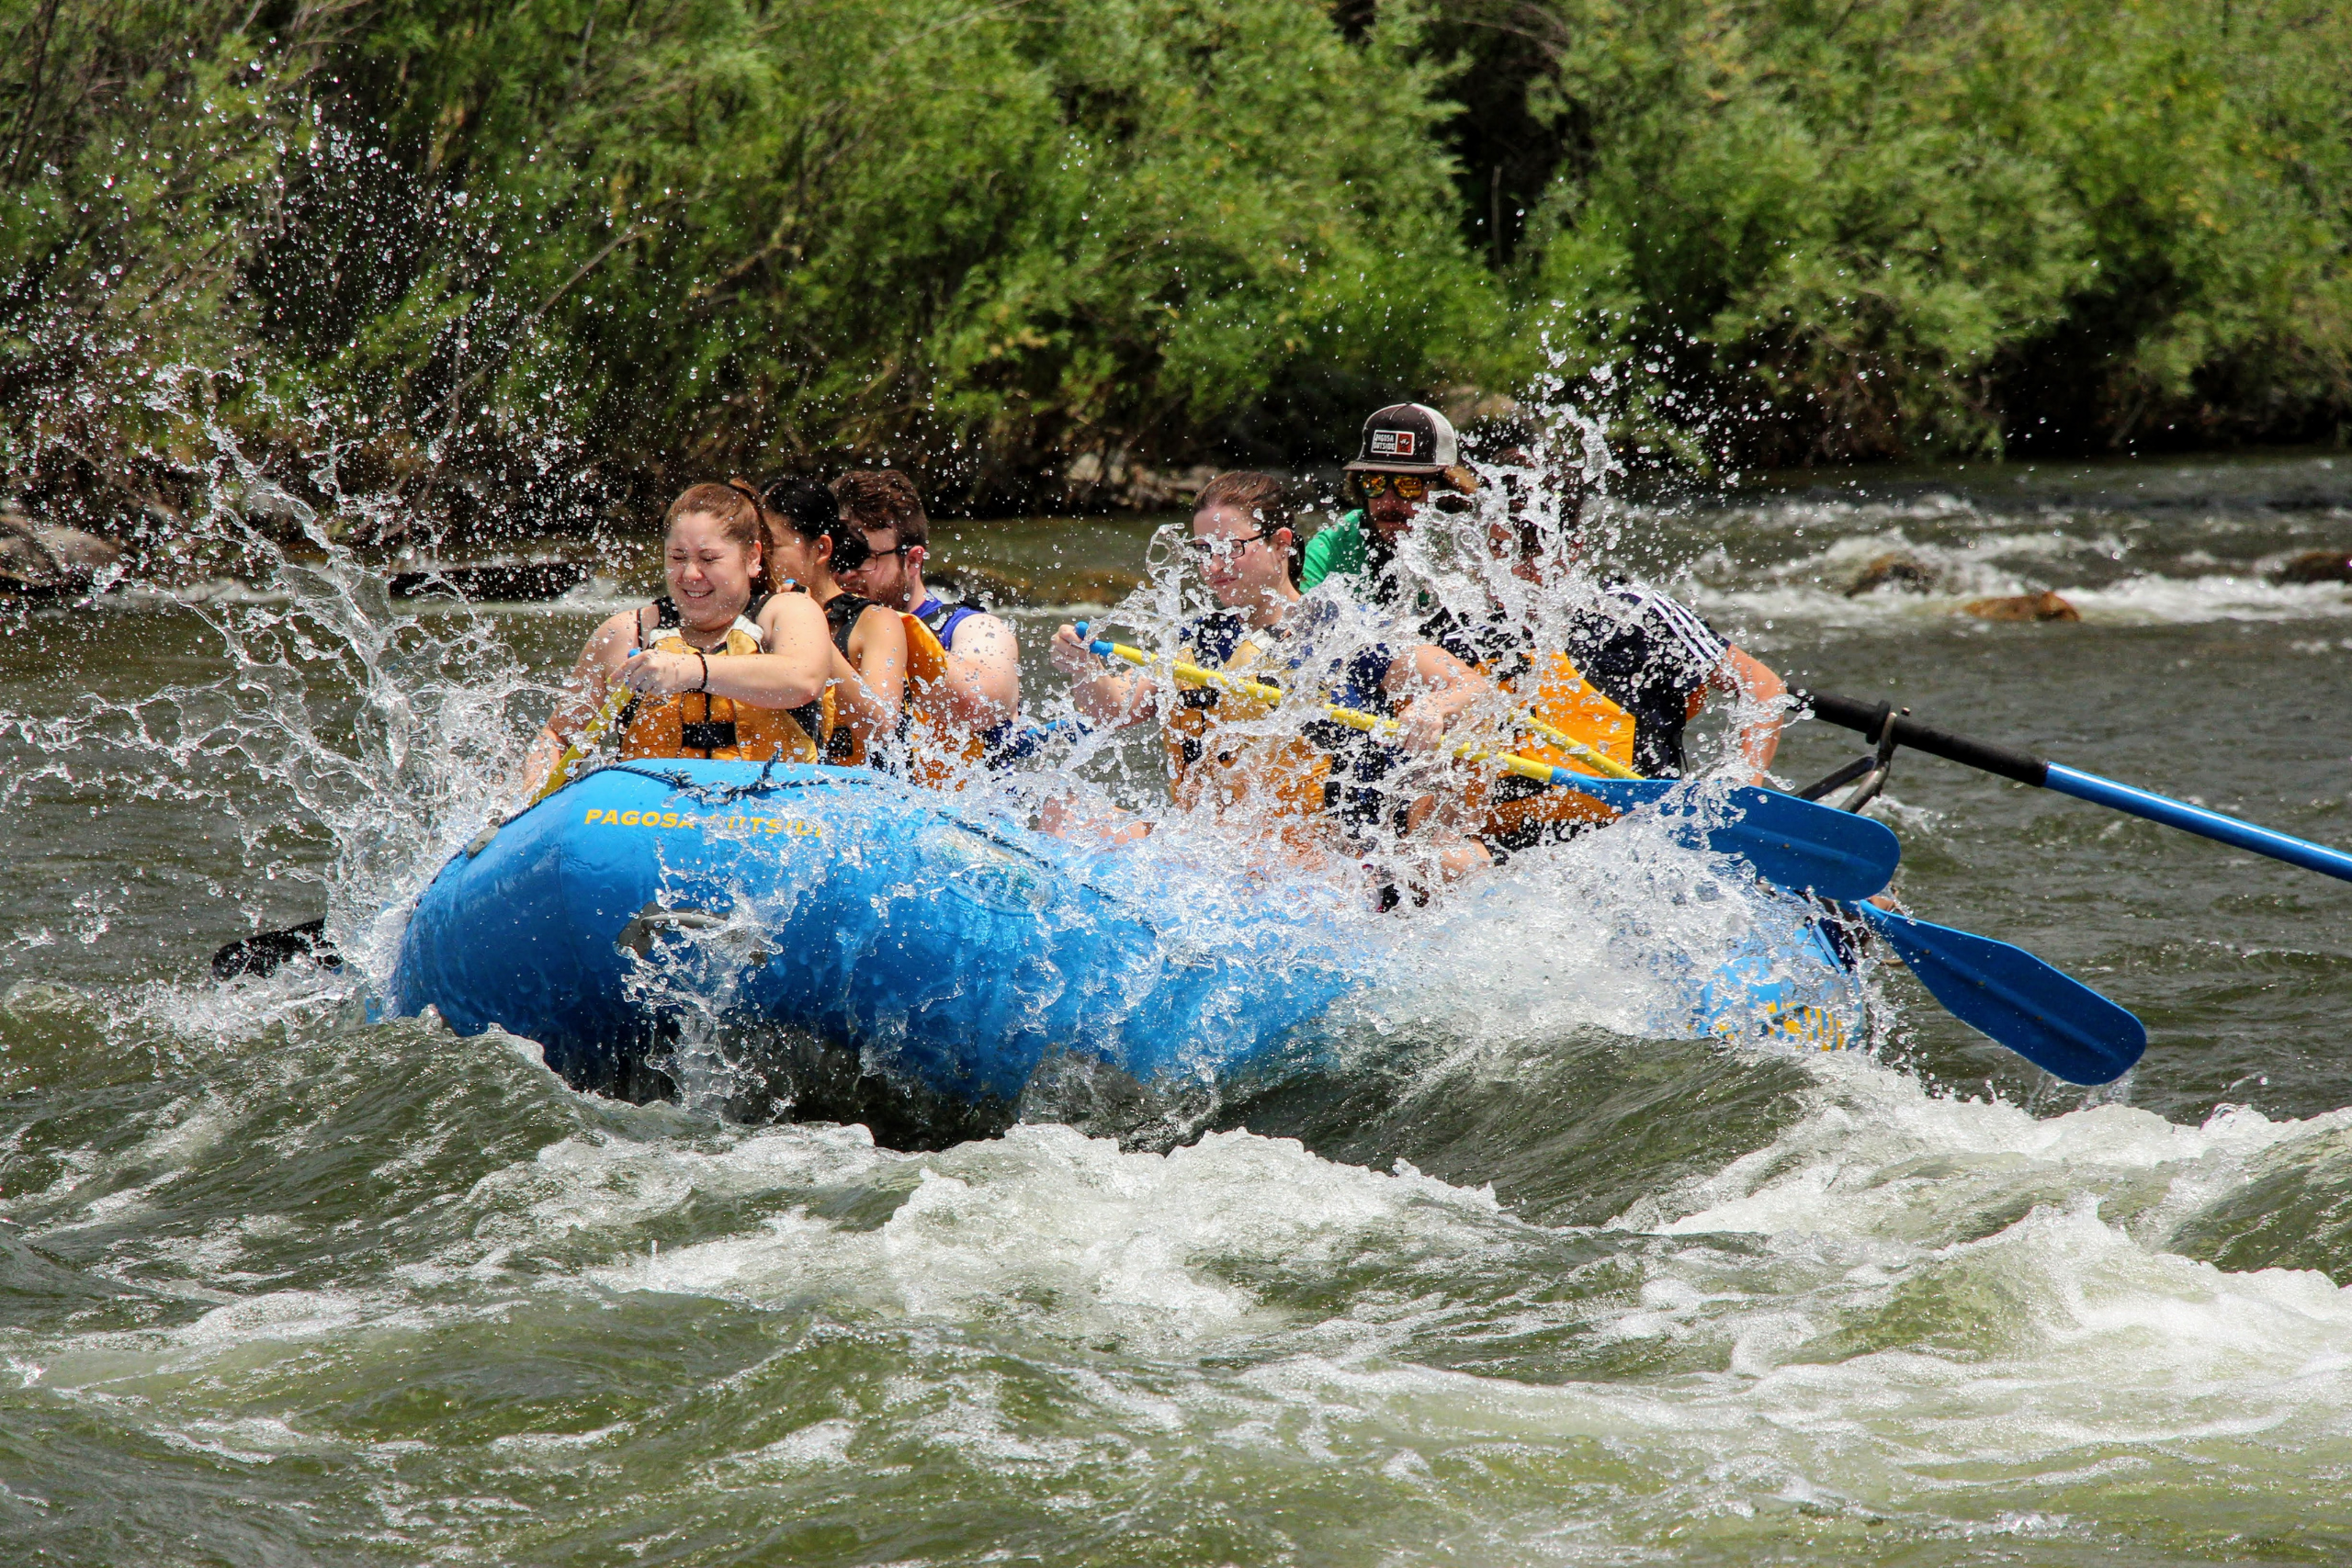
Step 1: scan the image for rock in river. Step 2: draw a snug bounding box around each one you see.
[1962,591,2081,623]
[0,512,120,597]
[2273,548,2352,585]
[1845,552,1939,596]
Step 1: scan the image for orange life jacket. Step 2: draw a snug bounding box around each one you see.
[615,597,831,764]
[815,592,888,767]
[897,611,997,788]
[1161,632,1337,852]
[1464,649,1641,850]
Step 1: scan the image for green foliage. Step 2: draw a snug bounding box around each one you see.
[1501,0,2352,462]
[3,0,2351,530]
[6,0,1497,522]
[0,0,338,525]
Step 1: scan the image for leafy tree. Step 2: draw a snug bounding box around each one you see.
[1457,0,2352,464]
[5,0,2351,535]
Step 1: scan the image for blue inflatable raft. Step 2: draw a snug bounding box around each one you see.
[388,761,1861,1138]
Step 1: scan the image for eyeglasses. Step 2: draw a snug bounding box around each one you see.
[1182,529,1267,560]
[1355,474,1430,501]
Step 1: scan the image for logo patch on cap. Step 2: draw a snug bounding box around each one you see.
[1370,429,1417,457]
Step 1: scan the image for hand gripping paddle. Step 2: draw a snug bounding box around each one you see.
[1074,625,1900,902]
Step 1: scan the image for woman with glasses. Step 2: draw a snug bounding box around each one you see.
[1048,472,1490,895]
[757,478,908,769]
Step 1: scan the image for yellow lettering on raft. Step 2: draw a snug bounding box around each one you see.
[582,807,826,837]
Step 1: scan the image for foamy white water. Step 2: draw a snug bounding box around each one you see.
[3,445,2350,1562]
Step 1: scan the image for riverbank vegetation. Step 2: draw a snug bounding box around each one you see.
[5,0,2348,532]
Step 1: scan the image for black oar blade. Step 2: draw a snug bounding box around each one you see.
[210,919,341,981]
[1564,777,1900,901]
[1856,904,2145,1085]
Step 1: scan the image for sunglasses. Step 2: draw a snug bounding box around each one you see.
[1182,528,1268,560]
[1355,473,1430,501]
[850,545,910,565]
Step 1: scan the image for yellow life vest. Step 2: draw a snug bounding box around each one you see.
[1161,633,1336,852]
[898,611,994,788]
[1465,649,1639,849]
[615,607,831,764]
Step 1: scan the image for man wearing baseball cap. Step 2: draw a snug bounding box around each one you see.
[1299,401,1479,594]
[1306,400,1787,787]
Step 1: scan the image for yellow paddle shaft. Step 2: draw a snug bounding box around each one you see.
[1510,711,1646,781]
[1094,639,1570,790]
[526,679,637,807]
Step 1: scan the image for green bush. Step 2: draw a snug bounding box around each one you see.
[5,0,1499,525]
[1497,0,2352,464]
[3,0,2349,533]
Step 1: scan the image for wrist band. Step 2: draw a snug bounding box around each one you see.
[695,649,710,693]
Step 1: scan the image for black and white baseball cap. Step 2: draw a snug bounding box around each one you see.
[1345,403,1475,490]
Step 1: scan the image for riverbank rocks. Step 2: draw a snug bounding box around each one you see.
[2274,548,2352,585]
[1845,552,1939,596]
[1062,452,1219,511]
[1962,591,2081,622]
[0,511,120,596]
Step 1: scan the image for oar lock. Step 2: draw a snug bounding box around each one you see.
[1795,698,1909,814]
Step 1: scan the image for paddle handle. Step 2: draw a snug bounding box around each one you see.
[1802,690,2047,784]
[526,670,639,807]
[1080,633,1581,793]
[1303,691,1573,789]
[1508,712,1645,781]
[1802,688,2352,885]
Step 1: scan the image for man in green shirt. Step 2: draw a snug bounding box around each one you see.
[1299,401,1481,593]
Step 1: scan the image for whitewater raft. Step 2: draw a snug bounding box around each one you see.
[387,761,1860,1126]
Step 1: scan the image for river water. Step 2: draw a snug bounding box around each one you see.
[1,451,2348,1564]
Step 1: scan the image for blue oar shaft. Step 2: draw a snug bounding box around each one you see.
[2042,764,2352,884]
[1803,690,2352,886]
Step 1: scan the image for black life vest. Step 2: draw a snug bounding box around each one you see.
[820,591,883,765]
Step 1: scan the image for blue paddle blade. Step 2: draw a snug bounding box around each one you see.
[1853,902,2146,1084]
[1556,776,1901,903]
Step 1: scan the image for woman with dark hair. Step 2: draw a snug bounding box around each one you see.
[518,481,836,796]
[757,477,907,767]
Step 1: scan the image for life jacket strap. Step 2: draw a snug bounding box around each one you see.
[915,595,978,649]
